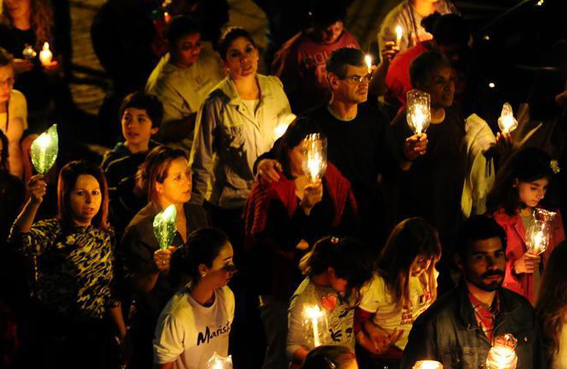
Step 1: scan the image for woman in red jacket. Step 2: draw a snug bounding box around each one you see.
[487,147,564,304]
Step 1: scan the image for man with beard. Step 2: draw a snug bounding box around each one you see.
[401,216,547,369]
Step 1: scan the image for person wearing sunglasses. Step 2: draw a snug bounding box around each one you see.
[154,227,237,369]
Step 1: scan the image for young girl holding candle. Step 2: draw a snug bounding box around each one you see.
[355,217,441,369]
[287,236,373,366]
[487,147,565,304]
[9,160,127,369]
[153,227,237,369]
[121,145,209,369]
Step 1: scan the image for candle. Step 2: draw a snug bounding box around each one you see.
[303,305,325,347]
[526,219,549,255]
[487,334,518,369]
[302,134,327,183]
[39,42,53,66]
[164,11,172,23]
[395,25,403,47]
[413,360,443,369]
[406,90,431,135]
[31,124,58,174]
[153,204,178,250]
[497,102,518,134]
[207,352,233,369]
[22,45,37,60]
[365,54,372,72]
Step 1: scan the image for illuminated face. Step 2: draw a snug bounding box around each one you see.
[201,242,236,288]
[121,108,158,147]
[0,65,14,103]
[223,37,259,80]
[331,64,370,105]
[156,157,192,205]
[410,254,434,277]
[517,178,548,208]
[315,21,344,44]
[5,0,31,21]
[328,267,349,293]
[288,139,307,176]
[172,32,202,68]
[459,237,505,292]
[422,66,455,109]
[69,174,102,226]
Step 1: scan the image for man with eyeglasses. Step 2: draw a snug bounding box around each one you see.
[258,47,401,249]
[146,15,225,152]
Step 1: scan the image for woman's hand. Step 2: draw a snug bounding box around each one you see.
[403,133,428,162]
[154,246,177,272]
[514,251,541,274]
[364,320,403,354]
[300,180,323,215]
[381,41,400,64]
[13,58,34,74]
[28,175,47,205]
[256,159,282,184]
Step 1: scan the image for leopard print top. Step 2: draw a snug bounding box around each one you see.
[19,219,120,322]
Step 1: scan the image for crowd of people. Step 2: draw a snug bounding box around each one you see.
[0,0,566,369]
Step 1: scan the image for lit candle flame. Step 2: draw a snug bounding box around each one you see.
[153,204,178,250]
[413,360,443,369]
[31,124,58,174]
[497,102,518,134]
[406,90,431,135]
[303,305,325,347]
[487,334,518,369]
[365,54,372,72]
[207,353,233,369]
[395,25,403,47]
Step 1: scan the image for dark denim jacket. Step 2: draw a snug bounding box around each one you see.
[401,282,547,369]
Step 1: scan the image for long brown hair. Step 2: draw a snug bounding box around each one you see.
[377,218,441,310]
[137,146,188,205]
[1,0,54,46]
[536,241,567,363]
[57,160,110,232]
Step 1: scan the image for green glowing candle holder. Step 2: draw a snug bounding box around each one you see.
[31,124,58,175]
[153,204,177,250]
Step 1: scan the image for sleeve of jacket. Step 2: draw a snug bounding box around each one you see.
[400,313,440,369]
[190,97,219,206]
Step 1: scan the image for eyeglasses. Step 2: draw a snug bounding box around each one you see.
[342,74,372,85]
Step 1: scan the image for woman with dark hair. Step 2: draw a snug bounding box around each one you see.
[0,0,70,131]
[536,241,567,369]
[301,345,358,369]
[190,26,292,249]
[244,117,358,369]
[355,217,441,369]
[9,160,126,369]
[121,145,209,369]
[488,147,565,303]
[287,236,373,366]
[153,227,236,369]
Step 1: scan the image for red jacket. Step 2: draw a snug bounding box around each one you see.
[493,208,565,303]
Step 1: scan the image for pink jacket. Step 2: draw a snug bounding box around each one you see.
[493,208,565,304]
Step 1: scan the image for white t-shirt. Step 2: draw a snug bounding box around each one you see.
[359,273,435,350]
[153,286,235,369]
[287,278,355,360]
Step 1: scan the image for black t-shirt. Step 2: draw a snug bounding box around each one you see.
[391,104,467,238]
[302,103,396,201]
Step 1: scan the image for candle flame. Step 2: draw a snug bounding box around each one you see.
[413,360,443,369]
[365,54,372,71]
[395,25,403,46]
[497,102,518,134]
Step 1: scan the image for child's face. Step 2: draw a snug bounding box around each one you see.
[121,108,157,147]
[517,178,548,208]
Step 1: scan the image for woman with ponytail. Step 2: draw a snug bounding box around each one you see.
[153,228,236,369]
[287,236,373,366]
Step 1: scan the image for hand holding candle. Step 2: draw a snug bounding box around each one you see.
[153,204,178,250]
[207,352,233,369]
[486,334,518,369]
[39,42,53,66]
[497,103,518,134]
[31,124,58,174]
[302,134,327,183]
